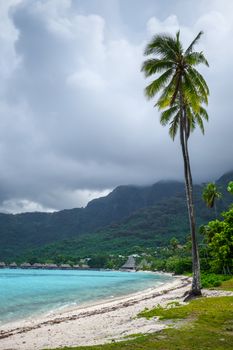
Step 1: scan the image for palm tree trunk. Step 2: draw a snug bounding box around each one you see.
[214,202,217,219]
[184,133,201,295]
[179,95,201,297]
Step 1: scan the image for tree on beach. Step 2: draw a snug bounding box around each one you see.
[202,182,222,217]
[141,31,209,298]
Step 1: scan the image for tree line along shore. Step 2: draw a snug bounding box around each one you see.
[0,255,137,270]
[0,262,90,270]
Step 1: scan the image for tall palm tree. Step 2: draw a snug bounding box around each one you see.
[202,182,222,217]
[141,31,209,297]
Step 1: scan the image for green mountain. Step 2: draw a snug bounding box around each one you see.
[0,171,232,262]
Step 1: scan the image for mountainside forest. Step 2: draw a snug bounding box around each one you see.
[0,171,232,263]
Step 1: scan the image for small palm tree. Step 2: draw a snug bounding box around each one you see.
[142,31,209,298]
[202,182,222,217]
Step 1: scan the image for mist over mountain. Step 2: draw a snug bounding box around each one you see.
[0,170,232,262]
[1,1,233,213]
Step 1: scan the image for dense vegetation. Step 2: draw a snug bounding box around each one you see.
[202,206,233,274]
[0,181,188,261]
[0,171,232,264]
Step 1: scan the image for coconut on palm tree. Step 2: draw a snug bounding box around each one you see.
[141,31,209,298]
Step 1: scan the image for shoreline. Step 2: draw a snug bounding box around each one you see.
[0,275,192,350]
[45,270,175,318]
[0,270,174,327]
[0,269,174,327]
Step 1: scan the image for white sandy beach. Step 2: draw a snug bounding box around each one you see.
[0,275,232,350]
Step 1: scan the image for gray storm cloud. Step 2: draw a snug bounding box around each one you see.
[0,0,232,212]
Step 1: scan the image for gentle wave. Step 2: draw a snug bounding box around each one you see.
[0,269,173,325]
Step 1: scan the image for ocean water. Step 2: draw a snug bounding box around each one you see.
[0,269,173,325]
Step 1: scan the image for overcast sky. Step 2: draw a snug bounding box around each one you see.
[0,0,232,213]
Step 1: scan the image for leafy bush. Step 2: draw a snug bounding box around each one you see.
[88,255,108,268]
[201,273,231,288]
[165,256,192,274]
[151,259,166,271]
[202,207,233,274]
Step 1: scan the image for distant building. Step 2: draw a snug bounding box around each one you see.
[81,264,90,269]
[32,263,45,269]
[121,255,136,271]
[0,262,6,268]
[73,264,81,269]
[59,264,72,269]
[9,262,18,268]
[44,264,58,269]
[20,263,32,269]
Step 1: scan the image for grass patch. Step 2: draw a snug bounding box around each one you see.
[138,302,187,320]
[45,296,233,350]
[216,277,233,291]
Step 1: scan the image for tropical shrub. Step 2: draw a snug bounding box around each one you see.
[165,256,192,274]
[201,273,231,288]
[202,207,233,274]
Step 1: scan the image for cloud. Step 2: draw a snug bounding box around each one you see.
[0,199,55,214]
[0,0,232,213]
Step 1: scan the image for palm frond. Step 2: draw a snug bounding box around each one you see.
[156,90,173,109]
[199,106,209,121]
[175,30,183,54]
[155,72,180,109]
[170,73,181,106]
[195,114,205,134]
[169,112,180,140]
[189,67,210,95]
[186,106,195,138]
[160,106,179,126]
[185,51,209,67]
[141,59,174,77]
[183,73,202,113]
[185,31,204,55]
[144,33,178,60]
[144,68,173,99]
[187,67,209,104]
[142,29,209,144]
[185,104,208,136]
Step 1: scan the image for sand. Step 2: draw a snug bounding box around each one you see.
[0,275,232,350]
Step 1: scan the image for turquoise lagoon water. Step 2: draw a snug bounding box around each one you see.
[0,269,173,325]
